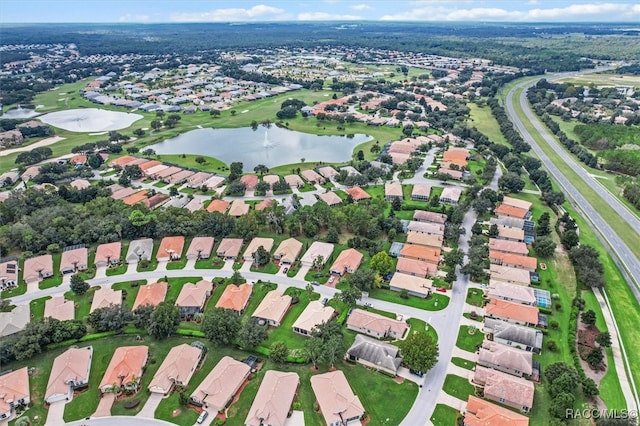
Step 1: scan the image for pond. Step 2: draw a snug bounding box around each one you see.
[1,106,40,119]
[38,108,143,132]
[147,126,371,170]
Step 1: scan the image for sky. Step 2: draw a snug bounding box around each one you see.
[3,0,640,23]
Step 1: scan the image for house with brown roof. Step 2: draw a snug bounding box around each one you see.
[21,166,40,182]
[243,237,275,262]
[489,251,537,272]
[346,309,408,340]
[190,356,251,411]
[217,238,244,260]
[411,184,431,201]
[126,238,154,264]
[311,371,364,426]
[464,395,530,426]
[109,155,138,167]
[443,147,470,167]
[485,298,539,327]
[318,191,342,207]
[406,232,444,249]
[149,344,202,395]
[176,280,213,318]
[45,347,93,404]
[59,246,89,275]
[255,199,274,211]
[344,186,371,202]
[329,248,364,276]
[90,287,122,313]
[497,226,525,243]
[23,254,54,283]
[440,187,462,204]
[240,174,259,190]
[502,196,532,212]
[478,341,533,377]
[487,282,536,306]
[0,260,18,289]
[186,237,214,260]
[284,174,304,188]
[154,166,182,180]
[144,193,169,209]
[245,371,299,426]
[207,199,230,213]
[228,199,250,217]
[292,300,335,336]
[489,265,531,286]
[70,178,91,190]
[132,282,168,310]
[216,283,252,314]
[95,242,122,267]
[301,169,325,184]
[157,236,185,262]
[472,366,535,413]
[0,367,30,421]
[389,273,433,298]
[399,245,441,265]
[251,290,292,327]
[301,242,334,267]
[0,304,30,338]
[44,295,75,321]
[495,204,530,220]
[406,221,445,235]
[122,190,149,206]
[346,335,403,376]
[384,182,403,201]
[413,210,446,224]
[396,257,438,278]
[273,238,303,266]
[99,346,149,393]
[137,159,162,172]
[489,239,528,256]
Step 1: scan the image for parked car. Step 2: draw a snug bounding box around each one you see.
[310,281,319,286]
[197,410,208,424]
[328,276,335,284]
[321,297,329,305]
[409,369,424,377]
[436,287,447,293]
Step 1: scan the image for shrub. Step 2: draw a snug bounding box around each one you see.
[124,399,140,409]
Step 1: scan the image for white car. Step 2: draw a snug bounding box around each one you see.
[197,410,208,424]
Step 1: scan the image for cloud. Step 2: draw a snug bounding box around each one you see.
[298,12,364,20]
[118,14,150,23]
[380,2,640,21]
[171,5,289,22]
[351,3,373,11]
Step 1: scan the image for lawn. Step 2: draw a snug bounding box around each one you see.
[369,288,449,311]
[430,404,459,426]
[467,102,510,147]
[29,296,51,321]
[249,261,279,275]
[455,325,484,353]
[451,357,475,370]
[154,153,229,175]
[465,288,486,307]
[165,276,203,304]
[64,288,96,321]
[442,374,476,401]
[111,280,148,311]
[153,391,200,425]
[195,257,224,270]
[262,287,320,351]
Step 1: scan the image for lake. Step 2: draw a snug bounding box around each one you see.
[2,107,40,119]
[147,126,371,170]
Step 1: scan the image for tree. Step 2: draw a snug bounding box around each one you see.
[488,224,499,238]
[253,245,271,266]
[581,309,596,325]
[254,164,269,175]
[582,378,599,397]
[339,285,362,306]
[348,268,376,292]
[532,236,557,258]
[169,186,178,197]
[391,197,402,211]
[132,304,154,329]
[444,249,464,269]
[370,251,394,276]
[70,274,89,295]
[150,120,162,131]
[498,172,525,193]
[596,331,612,347]
[321,335,345,368]
[270,341,289,365]
[229,161,243,178]
[311,255,324,271]
[549,372,578,397]
[399,331,439,373]
[147,302,180,339]
[561,230,580,250]
[537,212,551,236]
[545,362,580,385]
[549,392,575,419]
[87,304,131,332]
[238,320,268,349]
[195,156,206,165]
[304,336,323,369]
[202,308,241,345]
[586,347,604,367]
[231,271,244,284]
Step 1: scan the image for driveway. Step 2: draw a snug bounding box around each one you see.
[45,400,67,426]
[93,393,115,418]
[294,265,311,280]
[95,266,107,279]
[136,392,164,418]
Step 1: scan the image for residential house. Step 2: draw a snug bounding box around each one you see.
[0,367,29,421]
[44,295,74,321]
[472,366,534,412]
[94,242,122,267]
[144,193,169,209]
[301,242,334,267]
[346,309,408,340]
[243,237,275,262]
[495,204,530,220]
[0,260,18,289]
[483,318,543,353]
[384,182,403,201]
[284,174,304,188]
[132,282,168,310]
[204,175,225,190]
[184,198,204,212]
[148,344,203,395]
[273,238,303,266]
[405,232,444,249]
[215,283,252,314]
[411,184,431,201]
[439,187,462,204]
[292,300,335,336]
[125,238,154,264]
[90,287,122,313]
[70,178,91,189]
[489,265,531,287]
[240,174,259,190]
[301,169,325,185]
[23,254,54,283]
[406,221,445,235]
[489,239,528,256]
[207,199,230,214]
[59,246,88,275]
[329,248,364,276]
[412,210,447,224]
[99,346,149,393]
[490,216,525,230]
[443,147,470,167]
[399,245,441,265]
[477,341,533,377]
[311,371,365,426]
[396,257,437,278]
[190,356,250,411]
[122,190,149,206]
[251,290,292,327]
[21,166,40,182]
[502,196,532,212]
[0,129,24,148]
[487,282,536,306]
[318,191,342,207]
[344,186,371,202]
[464,395,530,426]
[45,347,93,404]
[187,172,213,188]
[245,371,299,426]
[489,251,537,272]
[154,166,182,180]
[167,170,195,185]
[497,226,526,243]
[318,166,339,180]
[0,304,30,338]
[157,236,185,261]
[389,273,433,298]
[176,280,214,318]
[262,175,280,189]
[346,335,403,376]
[228,199,250,217]
[485,298,539,327]
[255,199,274,211]
[186,237,215,260]
[217,238,244,261]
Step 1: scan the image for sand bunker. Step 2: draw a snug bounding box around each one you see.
[39,108,143,132]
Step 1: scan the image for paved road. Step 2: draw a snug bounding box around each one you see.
[506,79,640,300]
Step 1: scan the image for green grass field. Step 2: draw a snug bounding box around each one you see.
[442,374,476,401]
[455,325,483,353]
[467,102,510,147]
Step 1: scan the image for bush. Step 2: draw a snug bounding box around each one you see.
[124,399,140,409]
[547,340,558,352]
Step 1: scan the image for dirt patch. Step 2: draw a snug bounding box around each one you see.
[394,376,405,384]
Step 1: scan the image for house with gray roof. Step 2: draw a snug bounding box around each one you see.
[483,318,543,353]
[125,238,154,264]
[346,334,403,376]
